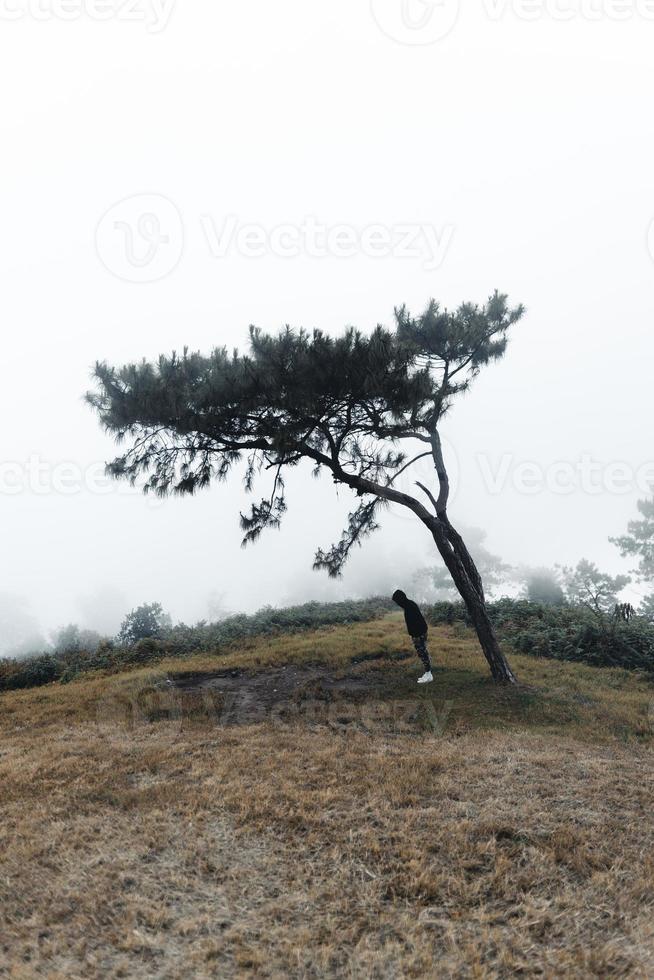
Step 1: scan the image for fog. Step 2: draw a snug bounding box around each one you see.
[1,3,653,654]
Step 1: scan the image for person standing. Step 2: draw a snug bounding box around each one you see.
[392,590,433,684]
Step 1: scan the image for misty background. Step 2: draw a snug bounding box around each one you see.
[1,2,653,654]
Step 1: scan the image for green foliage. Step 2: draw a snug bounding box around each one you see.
[160,597,395,655]
[394,293,522,395]
[86,293,524,576]
[4,593,653,693]
[0,654,63,691]
[118,603,172,645]
[511,618,654,671]
[611,491,654,582]
[560,559,630,616]
[0,598,394,693]
[639,594,654,623]
[428,598,654,672]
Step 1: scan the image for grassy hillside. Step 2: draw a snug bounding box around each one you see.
[2,615,654,977]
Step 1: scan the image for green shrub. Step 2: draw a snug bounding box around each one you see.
[0,654,63,692]
[128,637,169,662]
[427,597,654,672]
[0,597,395,693]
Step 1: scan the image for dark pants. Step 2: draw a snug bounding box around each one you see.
[412,633,432,672]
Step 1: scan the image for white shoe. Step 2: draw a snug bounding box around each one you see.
[417,671,433,684]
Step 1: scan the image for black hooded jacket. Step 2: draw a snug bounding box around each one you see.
[393,591,428,637]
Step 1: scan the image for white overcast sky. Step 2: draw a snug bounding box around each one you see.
[1,1,653,644]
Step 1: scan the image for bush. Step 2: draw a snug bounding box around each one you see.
[427,597,654,672]
[0,654,63,692]
[0,596,395,693]
[511,617,654,671]
[126,637,169,663]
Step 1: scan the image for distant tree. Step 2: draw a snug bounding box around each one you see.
[76,585,128,637]
[88,293,524,683]
[79,629,104,651]
[0,593,46,659]
[610,490,654,583]
[118,603,172,645]
[613,602,635,623]
[52,624,81,654]
[52,624,103,655]
[412,527,514,602]
[523,568,566,607]
[639,594,654,623]
[560,559,630,618]
[206,592,233,622]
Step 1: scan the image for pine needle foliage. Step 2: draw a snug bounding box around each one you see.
[87,292,523,579]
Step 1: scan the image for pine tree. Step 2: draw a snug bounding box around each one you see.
[611,492,654,582]
[611,491,654,616]
[560,559,630,617]
[88,292,525,683]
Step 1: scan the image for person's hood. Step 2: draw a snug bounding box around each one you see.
[392,590,408,607]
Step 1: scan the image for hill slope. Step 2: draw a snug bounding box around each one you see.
[2,618,654,978]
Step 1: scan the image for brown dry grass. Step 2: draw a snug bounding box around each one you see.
[1,616,654,978]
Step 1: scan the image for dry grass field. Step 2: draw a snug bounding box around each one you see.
[2,615,654,978]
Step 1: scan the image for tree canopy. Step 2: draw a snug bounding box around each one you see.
[118,602,172,646]
[560,559,630,617]
[87,292,524,577]
[611,491,654,583]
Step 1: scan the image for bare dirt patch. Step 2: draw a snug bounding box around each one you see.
[167,659,432,733]
[171,663,378,702]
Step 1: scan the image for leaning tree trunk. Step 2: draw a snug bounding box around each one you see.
[424,427,517,683]
[451,566,516,684]
[430,518,517,683]
[336,437,517,683]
